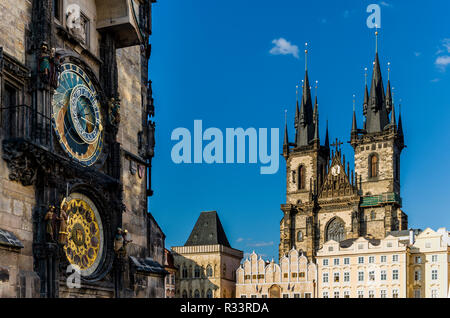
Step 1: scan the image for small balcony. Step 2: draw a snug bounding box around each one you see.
[360,192,402,208]
[0,104,53,149]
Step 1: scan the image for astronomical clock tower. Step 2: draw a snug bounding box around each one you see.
[0,0,166,298]
[280,43,408,261]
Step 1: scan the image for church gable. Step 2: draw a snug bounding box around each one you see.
[318,146,357,199]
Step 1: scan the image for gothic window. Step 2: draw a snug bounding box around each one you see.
[297,231,303,242]
[298,165,306,190]
[326,218,346,243]
[182,290,187,298]
[369,154,379,178]
[182,266,188,278]
[206,264,213,277]
[194,290,200,298]
[194,265,201,278]
[269,285,281,298]
[370,211,376,220]
[207,289,213,298]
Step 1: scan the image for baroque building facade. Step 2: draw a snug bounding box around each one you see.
[280,44,407,261]
[316,235,409,298]
[0,0,166,298]
[172,211,243,298]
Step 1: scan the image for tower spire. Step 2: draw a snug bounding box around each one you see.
[296,43,314,147]
[283,109,290,159]
[352,94,358,132]
[365,34,389,133]
[363,67,369,117]
[386,62,393,114]
[313,81,319,142]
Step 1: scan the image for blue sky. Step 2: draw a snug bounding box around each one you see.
[148,0,450,261]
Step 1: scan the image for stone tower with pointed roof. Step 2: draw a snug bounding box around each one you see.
[172,211,243,298]
[280,39,408,261]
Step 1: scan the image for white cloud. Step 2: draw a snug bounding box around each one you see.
[431,78,440,83]
[269,38,299,59]
[435,39,450,71]
[414,52,421,57]
[442,38,450,52]
[247,241,274,247]
[435,56,450,71]
[236,237,244,243]
[380,1,392,7]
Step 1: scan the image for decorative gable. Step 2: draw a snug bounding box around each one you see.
[319,149,357,199]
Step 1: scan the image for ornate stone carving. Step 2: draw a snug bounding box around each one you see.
[108,96,121,127]
[66,4,86,44]
[144,121,155,159]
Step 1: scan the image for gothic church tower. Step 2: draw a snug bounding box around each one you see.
[280,38,408,261]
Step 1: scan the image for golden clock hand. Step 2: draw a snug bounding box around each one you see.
[79,117,95,126]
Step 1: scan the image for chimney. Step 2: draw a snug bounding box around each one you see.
[409,229,415,245]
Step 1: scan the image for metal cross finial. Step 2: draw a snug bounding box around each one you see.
[331,138,343,152]
[305,42,308,71]
[375,24,379,53]
[365,67,368,86]
[353,94,356,112]
[388,62,391,81]
[315,80,319,96]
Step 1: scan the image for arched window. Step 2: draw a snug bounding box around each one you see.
[194,290,200,298]
[206,265,213,277]
[194,265,201,278]
[298,165,306,190]
[269,284,281,298]
[182,266,188,278]
[297,231,303,242]
[370,211,376,220]
[182,290,188,298]
[326,218,346,243]
[207,289,213,298]
[369,154,379,178]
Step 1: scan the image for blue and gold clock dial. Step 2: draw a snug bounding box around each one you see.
[51,63,103,166]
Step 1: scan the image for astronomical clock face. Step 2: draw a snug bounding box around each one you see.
[64,193,104,277]
[52,63,103,166]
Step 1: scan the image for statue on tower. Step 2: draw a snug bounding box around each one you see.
[58,199,69,246]
[44,205,57,242]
